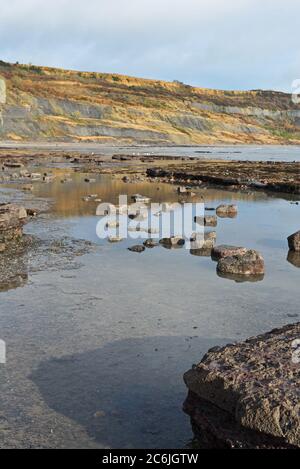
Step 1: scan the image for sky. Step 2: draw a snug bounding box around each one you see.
[0,0,299,91]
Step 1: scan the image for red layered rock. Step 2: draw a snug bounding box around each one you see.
[183,323,300,449]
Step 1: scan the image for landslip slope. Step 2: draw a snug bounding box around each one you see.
[1,60,300,145]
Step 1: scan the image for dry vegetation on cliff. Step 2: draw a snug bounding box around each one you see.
[1,60,300,144]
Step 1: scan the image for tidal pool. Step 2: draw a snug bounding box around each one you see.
[0,169,299,448]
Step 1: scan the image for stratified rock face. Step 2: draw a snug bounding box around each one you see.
[0,203,27,244]
[183,323,300,449]
[211,245,248,261]
[288,231,300,251]
[216,204,238,218]
[217,249,265,276]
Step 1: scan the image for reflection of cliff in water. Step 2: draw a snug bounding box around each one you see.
[287,250,300,268]
[23,171,279,219]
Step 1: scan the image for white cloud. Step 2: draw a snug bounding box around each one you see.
[0,0,299,90]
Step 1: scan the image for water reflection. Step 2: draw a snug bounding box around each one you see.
[216,271,265,283]
[287,250,300,268]
[15,169,277,219]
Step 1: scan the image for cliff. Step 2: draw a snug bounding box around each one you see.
[1,60,300,144]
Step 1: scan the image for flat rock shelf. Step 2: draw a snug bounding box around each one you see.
[183,323,300,449]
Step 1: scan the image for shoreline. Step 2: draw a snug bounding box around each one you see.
[0,149,299,195]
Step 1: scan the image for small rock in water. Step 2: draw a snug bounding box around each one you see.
[108,236,123,243]
[22,184,34,192]
[217,249,265,277]
[216,204,238,218]
[194,216,217,227]
[26,208,38,217]
[128,245,145,253]
[106,221,119,228]
[143,239,159,248]
[159,236,185,247]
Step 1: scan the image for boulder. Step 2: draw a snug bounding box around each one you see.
[217,249,264,277]
[216,204,238,218]
[212,245,248,261]
[287,231,300,251]
[128,245,145,253]
[183,323,300,449]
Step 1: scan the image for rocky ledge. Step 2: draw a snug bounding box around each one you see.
[146,160,300,195]
[183,323,300,449]
[0,203,28,249]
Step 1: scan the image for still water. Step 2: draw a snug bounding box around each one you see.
[1,142,300,162]
[0,168,299,448]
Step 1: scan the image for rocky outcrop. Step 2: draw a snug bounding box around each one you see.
[217,249,265,277]
[0,203,27,245]
[146,161,300,195]
[287,231,300,251]
[183,323,300,448]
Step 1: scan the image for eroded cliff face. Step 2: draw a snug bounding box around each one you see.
[0,60,300,144]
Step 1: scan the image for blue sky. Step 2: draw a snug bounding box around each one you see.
[0,0,299,91]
